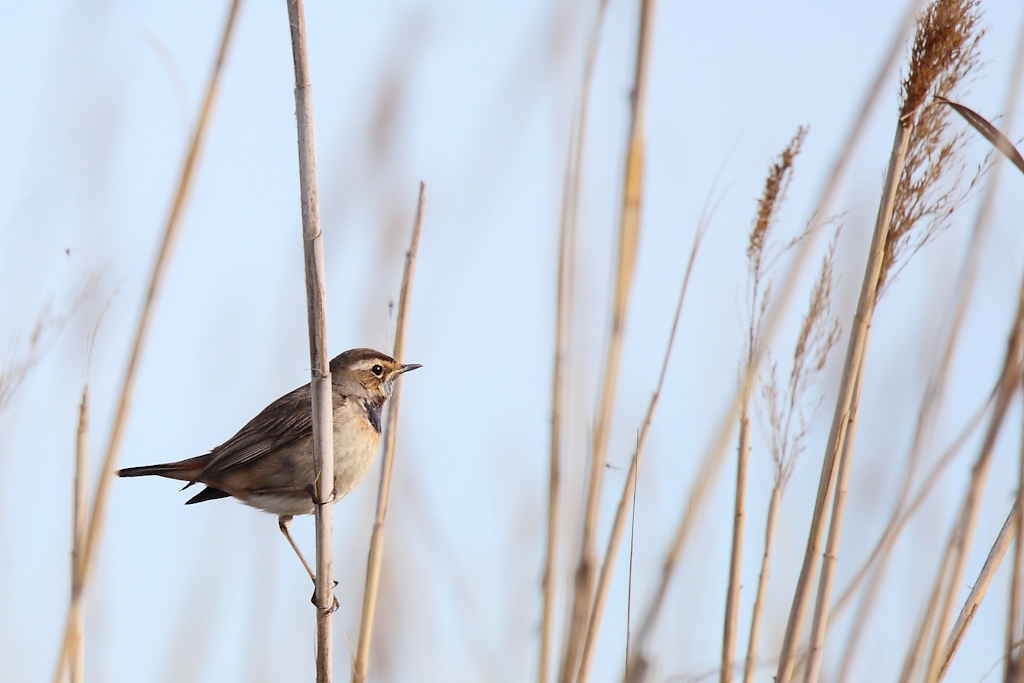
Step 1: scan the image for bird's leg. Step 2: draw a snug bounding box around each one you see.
[279,514,340,613]
[278,515,315,584]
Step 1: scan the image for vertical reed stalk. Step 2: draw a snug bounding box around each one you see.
[285,0,334,679]
[352,183,425,683]
[575,221,703,683]
[561,0,656,679]
[777,118,912,683]
[69,389,88,683]
[721,402,749,683]
[543,5,609,681]
[802,346,868,683]
[50,2,242,680]
[937,501,1019,681]
[743,483,781,683]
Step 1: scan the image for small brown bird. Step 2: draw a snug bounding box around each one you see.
[118,347,420,582]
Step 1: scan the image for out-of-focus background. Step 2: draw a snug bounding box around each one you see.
[3,0,1024,681]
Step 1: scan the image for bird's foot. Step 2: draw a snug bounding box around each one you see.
[311,589,340,613]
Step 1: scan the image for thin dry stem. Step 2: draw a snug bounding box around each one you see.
[353,184,426,683]
[576,214,704,683]
[834,394,992,683]
[562,0,656,679]
[743,240,839,683]
[69,389,88,683]
[543,4,610,681]
[742,483,780,683]
[50,2,242,680]
[899,526,958,683]
[937,501,1019,680]
[724,128,810,683]
[1012,383,1024,683]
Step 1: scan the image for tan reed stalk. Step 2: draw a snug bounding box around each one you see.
[743,483,780,683]
[560,0,656,679]
[623,12,917,679]
[69,388,88,683]
[352,183,426,683]
[50,3,243,680]
[723,128,807,683]
[831,395,992,683]
[936,501,1019,680]
[576,221,704,683]
[1012,395,1024,683]
[543,5,610,682]
[777,119,911,683]
[921,274,1024,683]
[284,0,335,679]
[789,3,982,679]
[743,237,839,683]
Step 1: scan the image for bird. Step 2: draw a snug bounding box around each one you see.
[118,347,420,585]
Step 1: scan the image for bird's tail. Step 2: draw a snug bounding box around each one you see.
[117,454,210,483]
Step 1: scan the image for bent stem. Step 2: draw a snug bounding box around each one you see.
[352,183,426,683]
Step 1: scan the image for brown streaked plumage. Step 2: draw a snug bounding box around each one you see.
[118,347,420,582]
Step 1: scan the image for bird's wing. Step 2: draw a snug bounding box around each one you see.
[197,383,316,480]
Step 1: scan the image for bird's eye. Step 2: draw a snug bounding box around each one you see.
[371,364,384,377]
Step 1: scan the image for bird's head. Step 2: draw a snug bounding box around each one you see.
[329,348,421,403]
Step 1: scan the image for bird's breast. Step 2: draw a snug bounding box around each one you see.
[331,400,382,500]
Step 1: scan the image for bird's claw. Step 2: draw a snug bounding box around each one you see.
[311,589,340,613]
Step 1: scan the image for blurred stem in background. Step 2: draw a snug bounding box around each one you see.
[353,183,425,683]
[49,2,243,681]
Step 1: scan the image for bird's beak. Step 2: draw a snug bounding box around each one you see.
[396,363,422,375]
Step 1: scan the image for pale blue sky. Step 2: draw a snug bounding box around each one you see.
[2,1,1024,681]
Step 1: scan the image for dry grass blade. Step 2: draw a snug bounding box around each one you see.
[353,183,426,683]
[50,2,243,680]
[543,4,610,681]
[936,96,1024,175]
[937,501,1019,681]
[285,0,335,678]
[561,0,656,679]
[576,218,705,683]
[69,388,88,683]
